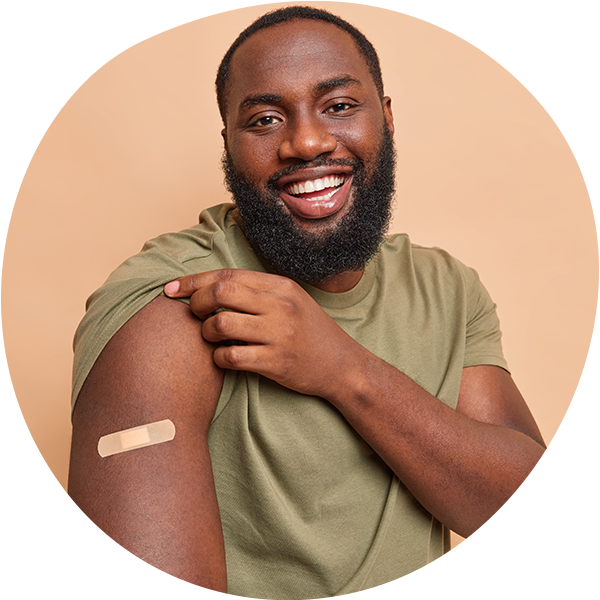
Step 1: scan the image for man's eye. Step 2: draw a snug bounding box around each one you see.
[326,103,354,114]
[250,115,282,127]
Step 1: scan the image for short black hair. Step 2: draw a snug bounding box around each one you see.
[215,5,385,124]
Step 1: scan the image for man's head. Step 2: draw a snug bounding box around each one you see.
[215,6,385,125]
[216,6,397,285]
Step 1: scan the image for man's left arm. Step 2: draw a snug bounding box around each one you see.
[327,359,545,538]
[164,269,545,539]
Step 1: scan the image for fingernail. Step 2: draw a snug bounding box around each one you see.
[164,281,180,296]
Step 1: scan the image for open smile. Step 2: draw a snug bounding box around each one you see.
[284,174,346,201]
[277,170,353,220]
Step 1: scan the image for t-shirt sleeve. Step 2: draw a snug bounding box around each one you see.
[71,204,261,416]
[459,263,509,372]
[71,239,195,414]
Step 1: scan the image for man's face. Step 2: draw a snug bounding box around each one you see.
[222,19,396,284]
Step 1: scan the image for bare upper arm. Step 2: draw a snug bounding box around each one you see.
[68,295,227,590]
[456,365,546,449]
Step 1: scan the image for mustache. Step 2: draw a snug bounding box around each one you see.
[266,157,363,189]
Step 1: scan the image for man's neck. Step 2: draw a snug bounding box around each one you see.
[310,268,364,293]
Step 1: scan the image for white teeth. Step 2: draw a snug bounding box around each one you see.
[286,174,345,196]
[305,188,338,202]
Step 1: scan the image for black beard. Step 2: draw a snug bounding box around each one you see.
[222,127,396,285]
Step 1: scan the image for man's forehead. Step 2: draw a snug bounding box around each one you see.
[235,20,352,58]
[227,19,372,96]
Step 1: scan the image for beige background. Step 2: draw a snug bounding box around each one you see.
[2,0,597,553]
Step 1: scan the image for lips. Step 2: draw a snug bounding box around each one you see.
[277,170,352,220]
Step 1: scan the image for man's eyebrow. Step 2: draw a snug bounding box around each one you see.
[313,76,362,95]
[238,77,362,111]
[239,93,283,111]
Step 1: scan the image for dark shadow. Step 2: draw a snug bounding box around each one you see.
[0,100,38,169]
[0,30,68,97]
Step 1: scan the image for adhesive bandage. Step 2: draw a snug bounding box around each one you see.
[97,419,175,457]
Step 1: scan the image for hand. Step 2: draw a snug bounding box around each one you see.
[164,269,362,398]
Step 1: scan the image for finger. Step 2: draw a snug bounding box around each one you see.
[202,311,267,345]
[164,269,291,298]
[212,343,267,374]
[189,279,271,320]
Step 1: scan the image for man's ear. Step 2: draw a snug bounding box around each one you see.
[221,128,228,152]
[382,96,394,136]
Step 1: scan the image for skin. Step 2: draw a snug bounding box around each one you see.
[69,297,227,590]
[69,18,545,591]
[222,20,394,292]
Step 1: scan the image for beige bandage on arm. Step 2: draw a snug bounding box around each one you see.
[97,419,176,457]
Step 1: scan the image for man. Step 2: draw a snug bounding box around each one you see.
[68,6,545,599]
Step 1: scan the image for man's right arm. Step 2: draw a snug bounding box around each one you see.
[68,295,227,591]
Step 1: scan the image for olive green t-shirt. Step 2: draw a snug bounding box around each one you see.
[72,203,508,599]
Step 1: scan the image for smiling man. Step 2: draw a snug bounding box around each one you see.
[68,6,545,599]
[218,16,396,287]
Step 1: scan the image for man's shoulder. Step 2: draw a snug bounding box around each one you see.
[382,233,472,278]
[72,202,252,412]
[129,202,238,266]
[113,202,266,282]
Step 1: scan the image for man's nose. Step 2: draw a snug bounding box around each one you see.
[278,116,337,162]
